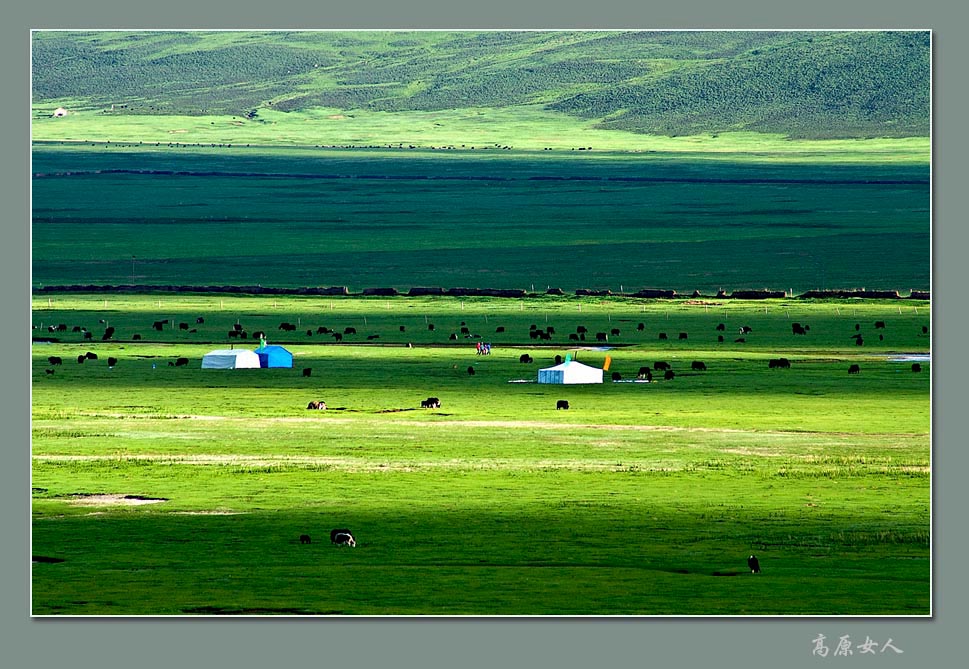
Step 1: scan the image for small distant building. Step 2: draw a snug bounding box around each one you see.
[254,344,293,369]
[52,107,68,117]
[537,360,604,384]
[201,349,261,369]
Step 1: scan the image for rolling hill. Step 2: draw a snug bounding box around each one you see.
[31,30,930,140]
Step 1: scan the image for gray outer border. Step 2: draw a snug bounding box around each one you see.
[7,2,958,668]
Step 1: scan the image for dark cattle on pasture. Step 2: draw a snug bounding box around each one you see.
[691,361,707,371]
[460,327,470,335]
[792,323,807,335]
[664,369,675,380]
[45,369,54,375]
[496,326,505,333]
[332,332,343,342]
[152,321,165,331]
[569,333,579,341]
[344,327,356,335]
[874,321,886,329]
[768,358,791,369]
[252,331,266,340]
[108,357,118,367]
[56,324,67,331]
[678,332,688,340]
[739,326,753,335]
[529,330,540,340]
[227,330,240,338]
[610,328,620,336]
[400,326,406,332]
[855,337,864,346]
[554,355,563,364]
[735,338,746,343]
[175,357,189,367]
[196,317,205,324]
[848,364,861,374]
[85,352,98,360]
[596,332,608,342]
[133,334,141,340]
[367,334,380,340]
[922,326,929,334]
[330,529,355,547]
[84,331,93,340]
[279,322,296,331]
[638,322,646,331]
[232,324,243,332]
[748,555,761,573]
[421,397,441,409]
[179,322,189,330]
[299,534,311,544]
[307,330,314,337]
[302,368,312,377]
[546,326,555,334]
[529,324,537,331]
[47,356,62,366]
[716,323,726,331]
[428,324,435,331]
[653,361,671,371]
[71,326,81,332]
[449,333,458,340]
[316,327,328,334]
[912,363,922,373]
[76,355,85,364]
[576,326,587,334]
[467,366,476,376]
[855,323,861,331]
[519,354,533,363]
[306,401,327,410]
[718,335,724,343]
[658,332,668,340]
[102,327,115,340]
[556,400,570,410]
[611,372,622,381]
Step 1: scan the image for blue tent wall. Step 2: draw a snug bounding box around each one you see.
[255,345,293,368]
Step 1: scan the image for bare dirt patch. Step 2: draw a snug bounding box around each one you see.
[67,494,168,507]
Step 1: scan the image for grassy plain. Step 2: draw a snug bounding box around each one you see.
[31,142,930,293]
[31,295,930,615]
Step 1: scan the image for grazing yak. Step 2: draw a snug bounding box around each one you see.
[179,322,189,330]
[611,372,622,381]
[716,323,726,331]
[874,321,886,329]
[196,317,205,324]
[663,369,675,380]
[85,352,98,360]
[658,332,668,340]
[610,328,620,337]
[279,322,297,331]
[912,363,922,373]
[302,368,312,377]
[495,326,505,333]
[47,356,63,366]
[306,401,327,410]
[76,355,85,364]
[467,366,476,376]
[133,334,142,340]
[299,534,312,544]
[678,332,688,340]
[330,529,356,547]
[554,355,563,364]
[748,555,761,573]
[344,327,356,335]
[175,357,189,367]
[637,322,646,331]
[519,354,534,364]
[637,367,653,381]
[596,332,608,342]
[739,326,753,335]
[848,364,861,374]
[556,400,570,410]
[421,397,441,409]
[768,358,791,369]
[691,361,707,371]
[107,357,118,367]
[718,335,724,343]
[653,361,671,371]
[45,369,54,375]
[792,323,807,335]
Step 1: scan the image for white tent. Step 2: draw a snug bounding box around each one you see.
[537,360,604,384]
[201,349,262,369]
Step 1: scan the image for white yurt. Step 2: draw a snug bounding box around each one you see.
[537,359,603,384]
[201,349,262,369]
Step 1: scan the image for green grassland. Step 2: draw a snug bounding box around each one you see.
[31,295,930,615]
[31,30,929,140]
[31,145,929,293]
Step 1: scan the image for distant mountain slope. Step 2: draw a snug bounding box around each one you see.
[31,30,930,139]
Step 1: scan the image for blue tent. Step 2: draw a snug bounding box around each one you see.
[254,345,293,369]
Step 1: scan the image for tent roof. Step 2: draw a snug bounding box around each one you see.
[538,360,601,373]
